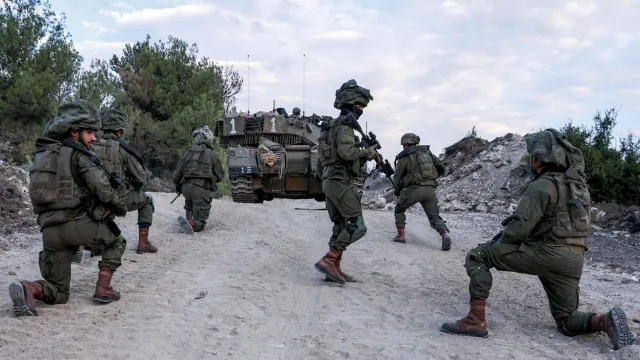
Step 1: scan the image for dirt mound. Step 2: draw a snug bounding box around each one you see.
[0,160,36,241]
[363,133,532,215]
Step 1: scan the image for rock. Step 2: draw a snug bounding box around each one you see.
[472,172,480,180]
[375,196,387,209]
[476,203,488,212]
[451,200,467,211]
[439,201,453,211]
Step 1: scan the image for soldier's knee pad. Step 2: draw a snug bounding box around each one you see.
[145,193,155,213]
[465,247,487,277]
[347,216,367,241]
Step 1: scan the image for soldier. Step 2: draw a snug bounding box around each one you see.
[291,107,301,117]
[173,125,225,234]
[314,79,378,285]
[8,100,128,317]
[440,128,637,350]
[91,108,158,254]
[392,133,451,250]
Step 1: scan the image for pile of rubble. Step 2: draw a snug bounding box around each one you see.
[0,159,36,238]
[363,133,532,215]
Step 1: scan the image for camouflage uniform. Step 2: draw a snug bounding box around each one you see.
[392,133,451,250]
[314,79,377,285]
[92,108,158,254]
[440,128,637,350]
[173,126,225,234]
[9,100,128,317]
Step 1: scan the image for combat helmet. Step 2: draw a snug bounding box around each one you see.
[42,99,102,139]
[292,107,301,116]
[192,125,215,146]
[524,128,586,174]
[401,133,420,146]
[101,108,128,132]
[333,79,374,110]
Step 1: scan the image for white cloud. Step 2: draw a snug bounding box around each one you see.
[441,1,469,17]
[81,21,107,34]
[310,30,364,42]
[100,2,216,25]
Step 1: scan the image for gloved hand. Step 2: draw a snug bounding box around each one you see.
[363,147,377,160]
[394,189,401,197]
[111,201,127,217]
[175,182,182,194]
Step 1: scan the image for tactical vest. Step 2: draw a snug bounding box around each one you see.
[92,137,127,196]
[398,145,439,186]
[29,144,88,214]
[317,118,360,176]
[183,145,217,183]
[530,167,591,247]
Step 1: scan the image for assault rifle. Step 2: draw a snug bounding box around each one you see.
[356,131,395,187]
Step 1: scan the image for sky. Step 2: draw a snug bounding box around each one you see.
[52,0,640,159]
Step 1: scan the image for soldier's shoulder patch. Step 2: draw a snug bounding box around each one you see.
[342,127,354,136]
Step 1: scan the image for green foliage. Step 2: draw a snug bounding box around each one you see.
[560,108,640,205]
[0,0,82,162]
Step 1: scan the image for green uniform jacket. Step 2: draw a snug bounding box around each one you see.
[172,144,225,190]
[322,122,371,181]
[32,137,123,229]
[501,173,565,247]
[99,133,147,191]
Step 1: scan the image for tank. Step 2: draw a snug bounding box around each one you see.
[214,107,332,203]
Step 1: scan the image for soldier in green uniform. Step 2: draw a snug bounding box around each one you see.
[392,133,451,250]
[291,107,301,118]
[314,79,378,285]
[9,100,128,317]
[440,128,637,350]
[92,108,158,254]
[173,125,225,234]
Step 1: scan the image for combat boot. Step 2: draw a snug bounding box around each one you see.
[440,297,489,338]
[8,280,44,317]
[186,209,193,221]
[177,216,195,235]
[136,228,158,254]
[393,226,406,243]
[325,250,356,283]
[589,308,637,350]
[315,248,346,284]
[93,267,121,303]
[440,230,451,251]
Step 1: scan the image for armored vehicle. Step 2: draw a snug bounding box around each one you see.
[214,107,332,203]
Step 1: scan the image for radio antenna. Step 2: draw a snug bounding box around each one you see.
[303,54,306,116]
[247,54,250,114]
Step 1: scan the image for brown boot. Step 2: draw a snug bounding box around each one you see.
[93,267,121,303]
[440,230,451,251]
[590,308,637,350]
[325,250,356,282]
[177,216,195,235]
[8,280,44,317]
[315,248,346,284]
[393,226,406,243]
[186,210,193,221]
[440,297,489,337]
[136,228,158,254]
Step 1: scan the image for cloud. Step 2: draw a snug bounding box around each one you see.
[100,2,216,25]
[61,0,640,159]
[81,21,107,34]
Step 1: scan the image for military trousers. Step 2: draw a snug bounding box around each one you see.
[37,215,126,305]
[323,178,367,251]
[465,241,594,336]
[182,182,213,232]
[394,185,448,233]
[124,190,154,226]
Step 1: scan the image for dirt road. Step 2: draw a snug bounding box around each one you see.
[0,193,639,359]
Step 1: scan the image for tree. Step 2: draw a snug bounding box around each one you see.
[0,0,82,162]
[74,58,122,110]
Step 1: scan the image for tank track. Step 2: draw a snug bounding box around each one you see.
[231,176,256,203]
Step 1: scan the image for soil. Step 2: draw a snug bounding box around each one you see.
[0,194,638,359]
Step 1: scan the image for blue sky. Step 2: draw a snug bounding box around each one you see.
[52,0,640,159]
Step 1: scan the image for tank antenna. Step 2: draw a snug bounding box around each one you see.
[303,53,306,117]
[247,54,250,114]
